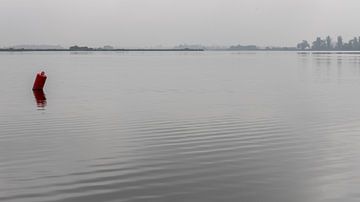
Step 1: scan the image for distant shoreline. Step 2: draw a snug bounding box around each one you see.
[2,49,360,54]
[0,48,204,52]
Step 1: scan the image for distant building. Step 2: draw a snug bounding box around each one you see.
[103,45,114,50]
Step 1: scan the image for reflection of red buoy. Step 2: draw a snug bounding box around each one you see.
[33,90,47,108]
[32,71,47,90]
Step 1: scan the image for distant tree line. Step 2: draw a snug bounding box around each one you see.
[297,36,360,50]
[229,45,258,50]
[69,45,94,51]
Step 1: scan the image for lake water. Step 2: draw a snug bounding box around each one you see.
[1,51,360,202]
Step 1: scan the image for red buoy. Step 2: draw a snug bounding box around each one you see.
[32,71,47,90]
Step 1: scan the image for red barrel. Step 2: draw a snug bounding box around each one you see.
[32,71,47,90]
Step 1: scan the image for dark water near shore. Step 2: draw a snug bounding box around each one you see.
[1,51,360,202]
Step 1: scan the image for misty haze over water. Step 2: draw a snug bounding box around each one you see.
[2,0,360,201]
[2,0,360,47]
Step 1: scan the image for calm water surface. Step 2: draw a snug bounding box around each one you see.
[1,51,360,202]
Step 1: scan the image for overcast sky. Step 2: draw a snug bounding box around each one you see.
[1,0,359,47]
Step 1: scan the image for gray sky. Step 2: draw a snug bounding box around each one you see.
[1,0,359,47]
